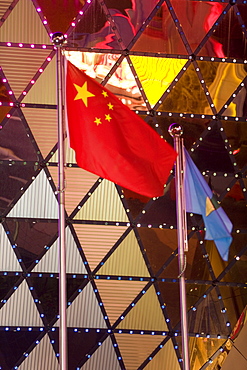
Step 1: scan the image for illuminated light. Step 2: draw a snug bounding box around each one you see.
[9,102,13,106]
[71,22,76,27]
[190,114,194,117]
[43,20,48,25]
[235,256,240,260]
[236,229,240,233]
[169,113,172,116]
[79,11,84,15]
[233,93,236,98]
[42,45,47,49]
[206,92,209,95]
[8,91,13,95]
[226,322,230,327]
[36,7,41,12]
[224,173,227,177]
[201,80,205,83]
[6,114,11,118]
[233,59,236,63]
[7,42,12,46]
[224,104,228,108]
[22,91,27,95]
[224,117,228,120]
[47,57,51,61]
[39,68,43,73]
[222,58,225,62]
[19,43,23,47]
[31,80,35,84]
[2,78,7,83]
[201,114,205,118]
[235,117,239,121]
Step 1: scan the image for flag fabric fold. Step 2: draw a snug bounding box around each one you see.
[65,60,177,198]
[184,148,232,261]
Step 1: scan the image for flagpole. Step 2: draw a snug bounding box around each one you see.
[169,123,190,370]
[52,32,68,370]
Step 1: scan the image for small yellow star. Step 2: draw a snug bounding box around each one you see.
[102,91,108,98]
[94,117,102,125]
[105,114,112,122]
[107,102,114,110]
[74,82,95,107]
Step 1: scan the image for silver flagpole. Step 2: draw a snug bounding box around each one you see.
[52,33,68,370]
[169,123,190,370]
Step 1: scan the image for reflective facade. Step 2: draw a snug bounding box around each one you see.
[0,0,247,369]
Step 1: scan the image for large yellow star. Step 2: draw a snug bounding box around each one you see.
[74,82,95,107]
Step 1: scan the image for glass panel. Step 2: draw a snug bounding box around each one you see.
[159,62,211,115]
[189,337,226,370]
[132,2,187,54]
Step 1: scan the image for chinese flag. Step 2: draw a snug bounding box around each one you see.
[65,60,177,198]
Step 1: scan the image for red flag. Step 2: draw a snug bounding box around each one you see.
[65,60,177,197]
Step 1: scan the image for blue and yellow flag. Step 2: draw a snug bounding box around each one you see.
[184,149,232,261]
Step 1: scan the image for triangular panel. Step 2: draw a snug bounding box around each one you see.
[0,0,50,44]
[0,280,43,326]
[7,170,58,219]
[65,282,107,328]
[115,333,174,370]
[0,224,22,271]
[130,55,188,106]
[144,338,181,370]
[18,334,59,370]
[22,57,57,105]
[74,224,127,271]
[117,285,168,331]
[49,166,99,217]
[81,336,121,370]
[98,230,150,277]
[0,47,50,99]
[22,107,57,159]
[95,279,146,325]
[74,179,128,222]
[33,226,86,274]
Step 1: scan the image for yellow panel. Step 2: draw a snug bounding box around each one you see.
[144,338,181,370]
[0,47,50,99]
[0,0,50,44]
[74,179,128,222]
[189,337,225,370]
[115,333,165,370]
[130,56,187,106]
[98,230,150,277]
[74,224,127,270]
[117,285,168,331]
[95,280,146,324]
[23,57,57,105]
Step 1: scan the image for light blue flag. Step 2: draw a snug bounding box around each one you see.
[184,149,232,261]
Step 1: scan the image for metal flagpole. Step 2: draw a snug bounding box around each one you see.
[169,123,190,370]
[52,32,68,370]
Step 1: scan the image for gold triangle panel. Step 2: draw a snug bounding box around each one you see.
[130,56,188,106]
[48,140,76,164]
[81,336,121,370]
[74,179,128,222]
[74,224,127,271]
[117,285,168,331]
[7,170,58,219]
[0,224,22,271]
[189,337,225,370]
[115,333,166,370]
[203,62,246,115]
[22,107,57,160]
[22,57,57,105]
[32,226,86,274]
[61,282,107,328]
[144,337,181,370]
[0,280,43,326]
[98,230,150,277]
[48,166,99,217]
[18,334,59,370]
[0,47,50,99]
[0,0,50,44]
[95,279,146,325]
[159,62,211,115]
